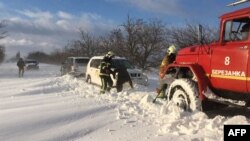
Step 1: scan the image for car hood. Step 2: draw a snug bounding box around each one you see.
[127,68,142,73]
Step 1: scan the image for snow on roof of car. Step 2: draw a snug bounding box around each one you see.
[90,56,127,60]
[67,57,89,59]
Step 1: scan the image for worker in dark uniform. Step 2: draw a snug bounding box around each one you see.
[99,51,115,94]
[114,65,133,92]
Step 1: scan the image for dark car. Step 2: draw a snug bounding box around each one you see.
[25,60,39,70]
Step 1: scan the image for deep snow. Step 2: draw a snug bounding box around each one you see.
[0,63,250,141]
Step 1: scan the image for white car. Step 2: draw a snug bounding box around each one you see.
[61,57,89,77]
[85,56,148,86]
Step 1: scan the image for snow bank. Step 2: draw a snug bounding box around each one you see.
[0,63,249,141]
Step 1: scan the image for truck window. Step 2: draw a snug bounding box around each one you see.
[224,17,250,42]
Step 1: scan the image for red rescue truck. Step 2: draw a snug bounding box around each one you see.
[160,4,250,111]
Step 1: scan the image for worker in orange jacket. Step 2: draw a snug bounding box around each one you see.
[157,45,177,98]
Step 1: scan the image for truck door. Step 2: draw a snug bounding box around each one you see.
[210,19,249,93]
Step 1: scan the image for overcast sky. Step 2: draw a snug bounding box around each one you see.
[0,0,249,59]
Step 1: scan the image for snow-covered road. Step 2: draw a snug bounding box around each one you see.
[0,62,249,141]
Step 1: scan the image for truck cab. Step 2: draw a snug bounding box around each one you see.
[161,7,250,111]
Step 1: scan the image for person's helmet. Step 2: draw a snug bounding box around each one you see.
[167,45,177,55]
[106,51,115,58]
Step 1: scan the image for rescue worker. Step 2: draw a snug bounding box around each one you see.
[241,23,249,40]
[156,45,177,98]
[99,51,115,94]
[17,58,25,77]
[114,65,133,92]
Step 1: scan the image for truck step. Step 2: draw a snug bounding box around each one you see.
[205,98,246,108]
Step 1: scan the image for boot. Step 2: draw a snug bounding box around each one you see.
[156,84,167,98]
[107,87,111,92]
[100,90,105,94]
[157,92,165,98]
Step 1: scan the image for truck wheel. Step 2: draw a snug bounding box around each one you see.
[86,75,91,84]
[167,79,201,112]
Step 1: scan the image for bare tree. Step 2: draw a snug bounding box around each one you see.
[100,17,168,70]
[66,40,84,56]
[120,17,168,70]
[0,45,5,63]
[27,51,49,63]
[0,20,7,39]
[49,49,69,64]
[59,30,102,58]
[121,16,142,65]
[136,19,167,69]
[57,18,218,70]
[0,20,7,63]
[169,22,218,49]
[78,30,101,57]
[100,28,125,56]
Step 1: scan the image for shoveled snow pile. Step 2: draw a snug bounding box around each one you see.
[0,62,249,141]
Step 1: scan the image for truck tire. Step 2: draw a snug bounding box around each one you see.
[167,79,201,112]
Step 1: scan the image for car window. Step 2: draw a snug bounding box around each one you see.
[75,58,89,64]
[25,60,38,64]
[112,59,135,69]
[89,58,135,69]
[90,59,101,68]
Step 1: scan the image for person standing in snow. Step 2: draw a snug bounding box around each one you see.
[17,58,25,77]
[99,51,115,94]
[114,65,133,92]
[156,45,177,98]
